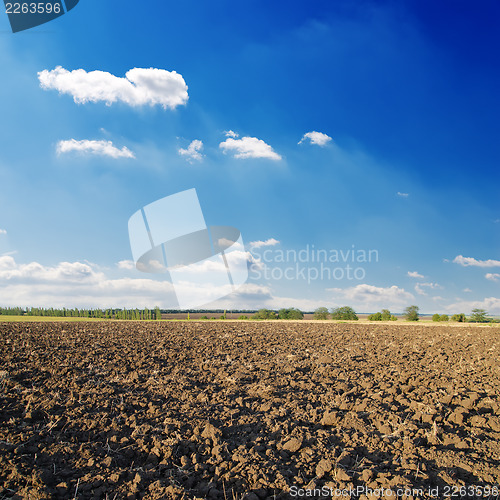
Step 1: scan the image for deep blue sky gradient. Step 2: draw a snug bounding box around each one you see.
[0,0,498,312]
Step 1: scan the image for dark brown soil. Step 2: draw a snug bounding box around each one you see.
[0,322,499,499]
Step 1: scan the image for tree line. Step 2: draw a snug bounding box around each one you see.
[0,305,496,323]
[0,306,162,320]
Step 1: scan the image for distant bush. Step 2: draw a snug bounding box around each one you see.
[433,313,449,322]
[278,308,304,320]
[238,315,249,320]
[200,315,208,320]
[404,305,419,321]
[313,307,330,320]
[252,309,277,320]
[369,309,395,321]
[331,306,358,321]
[451,313,466,322]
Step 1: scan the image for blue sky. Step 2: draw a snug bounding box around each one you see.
[0,0,499,313]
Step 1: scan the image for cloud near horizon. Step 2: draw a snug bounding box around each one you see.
[38,66,188,109]
[56,139,135,159]
[327,284,414,310]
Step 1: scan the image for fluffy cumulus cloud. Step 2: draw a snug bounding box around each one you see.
[219,136,282,160]
[117,260,135,270]
[298,131,332,147]
[56,139,135,159]
[0,256,101,284]
[327,284,414,310]
[224,130,239,138]
[0,254,259,309]
[453,255,500,268]
[486,273,500,282]
[178,140,204,162]
[0,255,177,308]
[407,271,424,279]
[249,238,280,249]
[38,66,188,109]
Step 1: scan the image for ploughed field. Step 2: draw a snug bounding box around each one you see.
[0,322,499,499]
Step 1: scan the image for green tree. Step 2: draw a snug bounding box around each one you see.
[451,313,466,322]
[440,314,449,322]
[390,315,398,321]
[331,306,358,321]
[154,306,161,320]
[381,309,392,321]
[238,315,249,320]
[432,313,441,322]
[313,307,330,320]
[278,308,304,320]
[470,308,488,323]
[252,309,277,320]
[404,305,419,321]
[368,312,382,321]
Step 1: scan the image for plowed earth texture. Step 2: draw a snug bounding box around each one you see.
[0,322,499,499]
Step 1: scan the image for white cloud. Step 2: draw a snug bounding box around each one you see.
[38,66,188,109]
[397,192,409,198]
[486,273,500,282]
[414,282,442,296]
[463,288,473,293]
[219,136,282,160]
[208,283,324,311]
[407,271,424,279]
[57,139,135,159]
[0,255,178,308]
[444,297,500,315]
[0,256,102,284]
[224,130,239,138]
[298,131,332,147]
[178,140,204,163]
[453,255,500,268]
[327,284,414,310]
[117,260,135,270]
[249,238,280,249]
[0,229,6,235]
